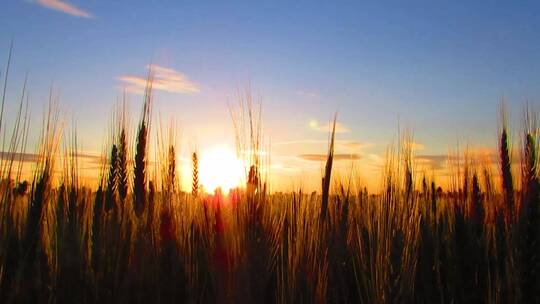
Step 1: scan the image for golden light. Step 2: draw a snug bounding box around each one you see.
[199,146,244,193]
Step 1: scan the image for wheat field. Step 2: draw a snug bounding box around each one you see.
[0,58,539,304]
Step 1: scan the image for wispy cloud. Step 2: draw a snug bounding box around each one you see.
[270,163,301,173]
[401,140,426,151]
[0,150,103,164]
[339,141,367,151]
[118,64,200,94]
[274,139,371,152]
[296,90,320,98]
[36,0,93,18]
[415,155,450,170]
[415,147,516,170]
[309,120,350,134]
[0,151,41,163]
[298,153,361,162]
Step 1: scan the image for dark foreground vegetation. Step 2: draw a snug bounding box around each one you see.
[0,60,539,303]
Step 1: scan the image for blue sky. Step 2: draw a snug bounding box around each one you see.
[2,1,540,190]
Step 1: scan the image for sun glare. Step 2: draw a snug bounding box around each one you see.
[199,146,244,193]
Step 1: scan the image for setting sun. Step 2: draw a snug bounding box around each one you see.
[199,146,245,193]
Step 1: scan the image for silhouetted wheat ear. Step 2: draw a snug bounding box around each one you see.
[523,133,537,193]
[471,173,484,224]
[134,121,147,217]
[105,144,118,212]
[92,184,104,232]
[92,184,104,270]
[500,127,514,217]
[56,183,67,234]
[321,114,337,222]
[403,136,413,202]
[167,145,176,193]
[133,74,152,217]
[483,167,493,200]
[430,181,437,221]
[405,164,413,200]
[147,180,155,229]
[192,152,199,196]
[25,167,50,255]
[463,154,469,201]
[118,128,128,201]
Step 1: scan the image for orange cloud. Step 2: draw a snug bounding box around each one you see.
[37,0,93,18]
[118,64,199,94]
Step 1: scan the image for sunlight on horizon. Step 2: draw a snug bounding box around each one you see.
[198,146,245,193]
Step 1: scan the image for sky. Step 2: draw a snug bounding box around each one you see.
[1,1,540,191]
